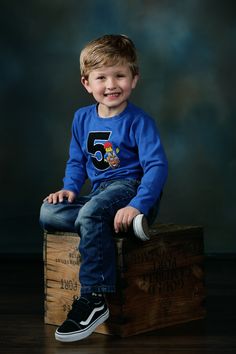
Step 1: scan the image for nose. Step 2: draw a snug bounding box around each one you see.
[106,77,117,90]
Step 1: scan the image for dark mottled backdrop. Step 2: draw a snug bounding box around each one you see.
[1,0,235,254]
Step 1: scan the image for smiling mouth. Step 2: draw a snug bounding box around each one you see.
[104,92,121,97]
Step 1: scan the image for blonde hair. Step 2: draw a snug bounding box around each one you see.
[80,34,139,78]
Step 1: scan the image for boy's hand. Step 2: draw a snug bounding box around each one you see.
[114,206,140,234]
[44,190,76,204]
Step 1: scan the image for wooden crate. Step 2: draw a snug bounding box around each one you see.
[44,224,206,337]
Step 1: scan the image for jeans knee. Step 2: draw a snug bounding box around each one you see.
[39,202,57,231]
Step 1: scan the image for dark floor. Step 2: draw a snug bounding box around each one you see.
[0,255,236,354]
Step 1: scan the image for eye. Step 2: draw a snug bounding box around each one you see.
[117,73,125,78]
[96,75,105,80]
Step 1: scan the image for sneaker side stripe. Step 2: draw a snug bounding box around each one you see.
[80,305,105,326]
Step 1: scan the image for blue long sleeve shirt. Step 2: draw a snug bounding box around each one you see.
[63,102,168,215]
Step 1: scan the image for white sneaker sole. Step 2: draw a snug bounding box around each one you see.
[133,214,150,241]
[55,309,109,342]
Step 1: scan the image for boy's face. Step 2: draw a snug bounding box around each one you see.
[81,63,138,117]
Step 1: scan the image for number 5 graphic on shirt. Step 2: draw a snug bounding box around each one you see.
[87,131,111,170]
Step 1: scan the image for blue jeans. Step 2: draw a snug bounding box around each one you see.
[40,179,159,294]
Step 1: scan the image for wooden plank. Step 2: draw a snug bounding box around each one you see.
[44,233,81,326]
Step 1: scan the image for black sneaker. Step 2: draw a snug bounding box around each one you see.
[55,293,109,342]
[133,214,150,241]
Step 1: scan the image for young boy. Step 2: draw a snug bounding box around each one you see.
[40,34,168,342]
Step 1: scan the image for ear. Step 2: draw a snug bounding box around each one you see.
[81,76,92,93]
[131,74,139,89]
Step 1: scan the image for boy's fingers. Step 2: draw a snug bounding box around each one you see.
[114,211,129,233]
[47,194,54,203]
[53,193,59,204]
[44,190,75,204]
[114,207,141,233]
[68,192,74,203]
[58,191,64,203]
[114,212,121,233]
